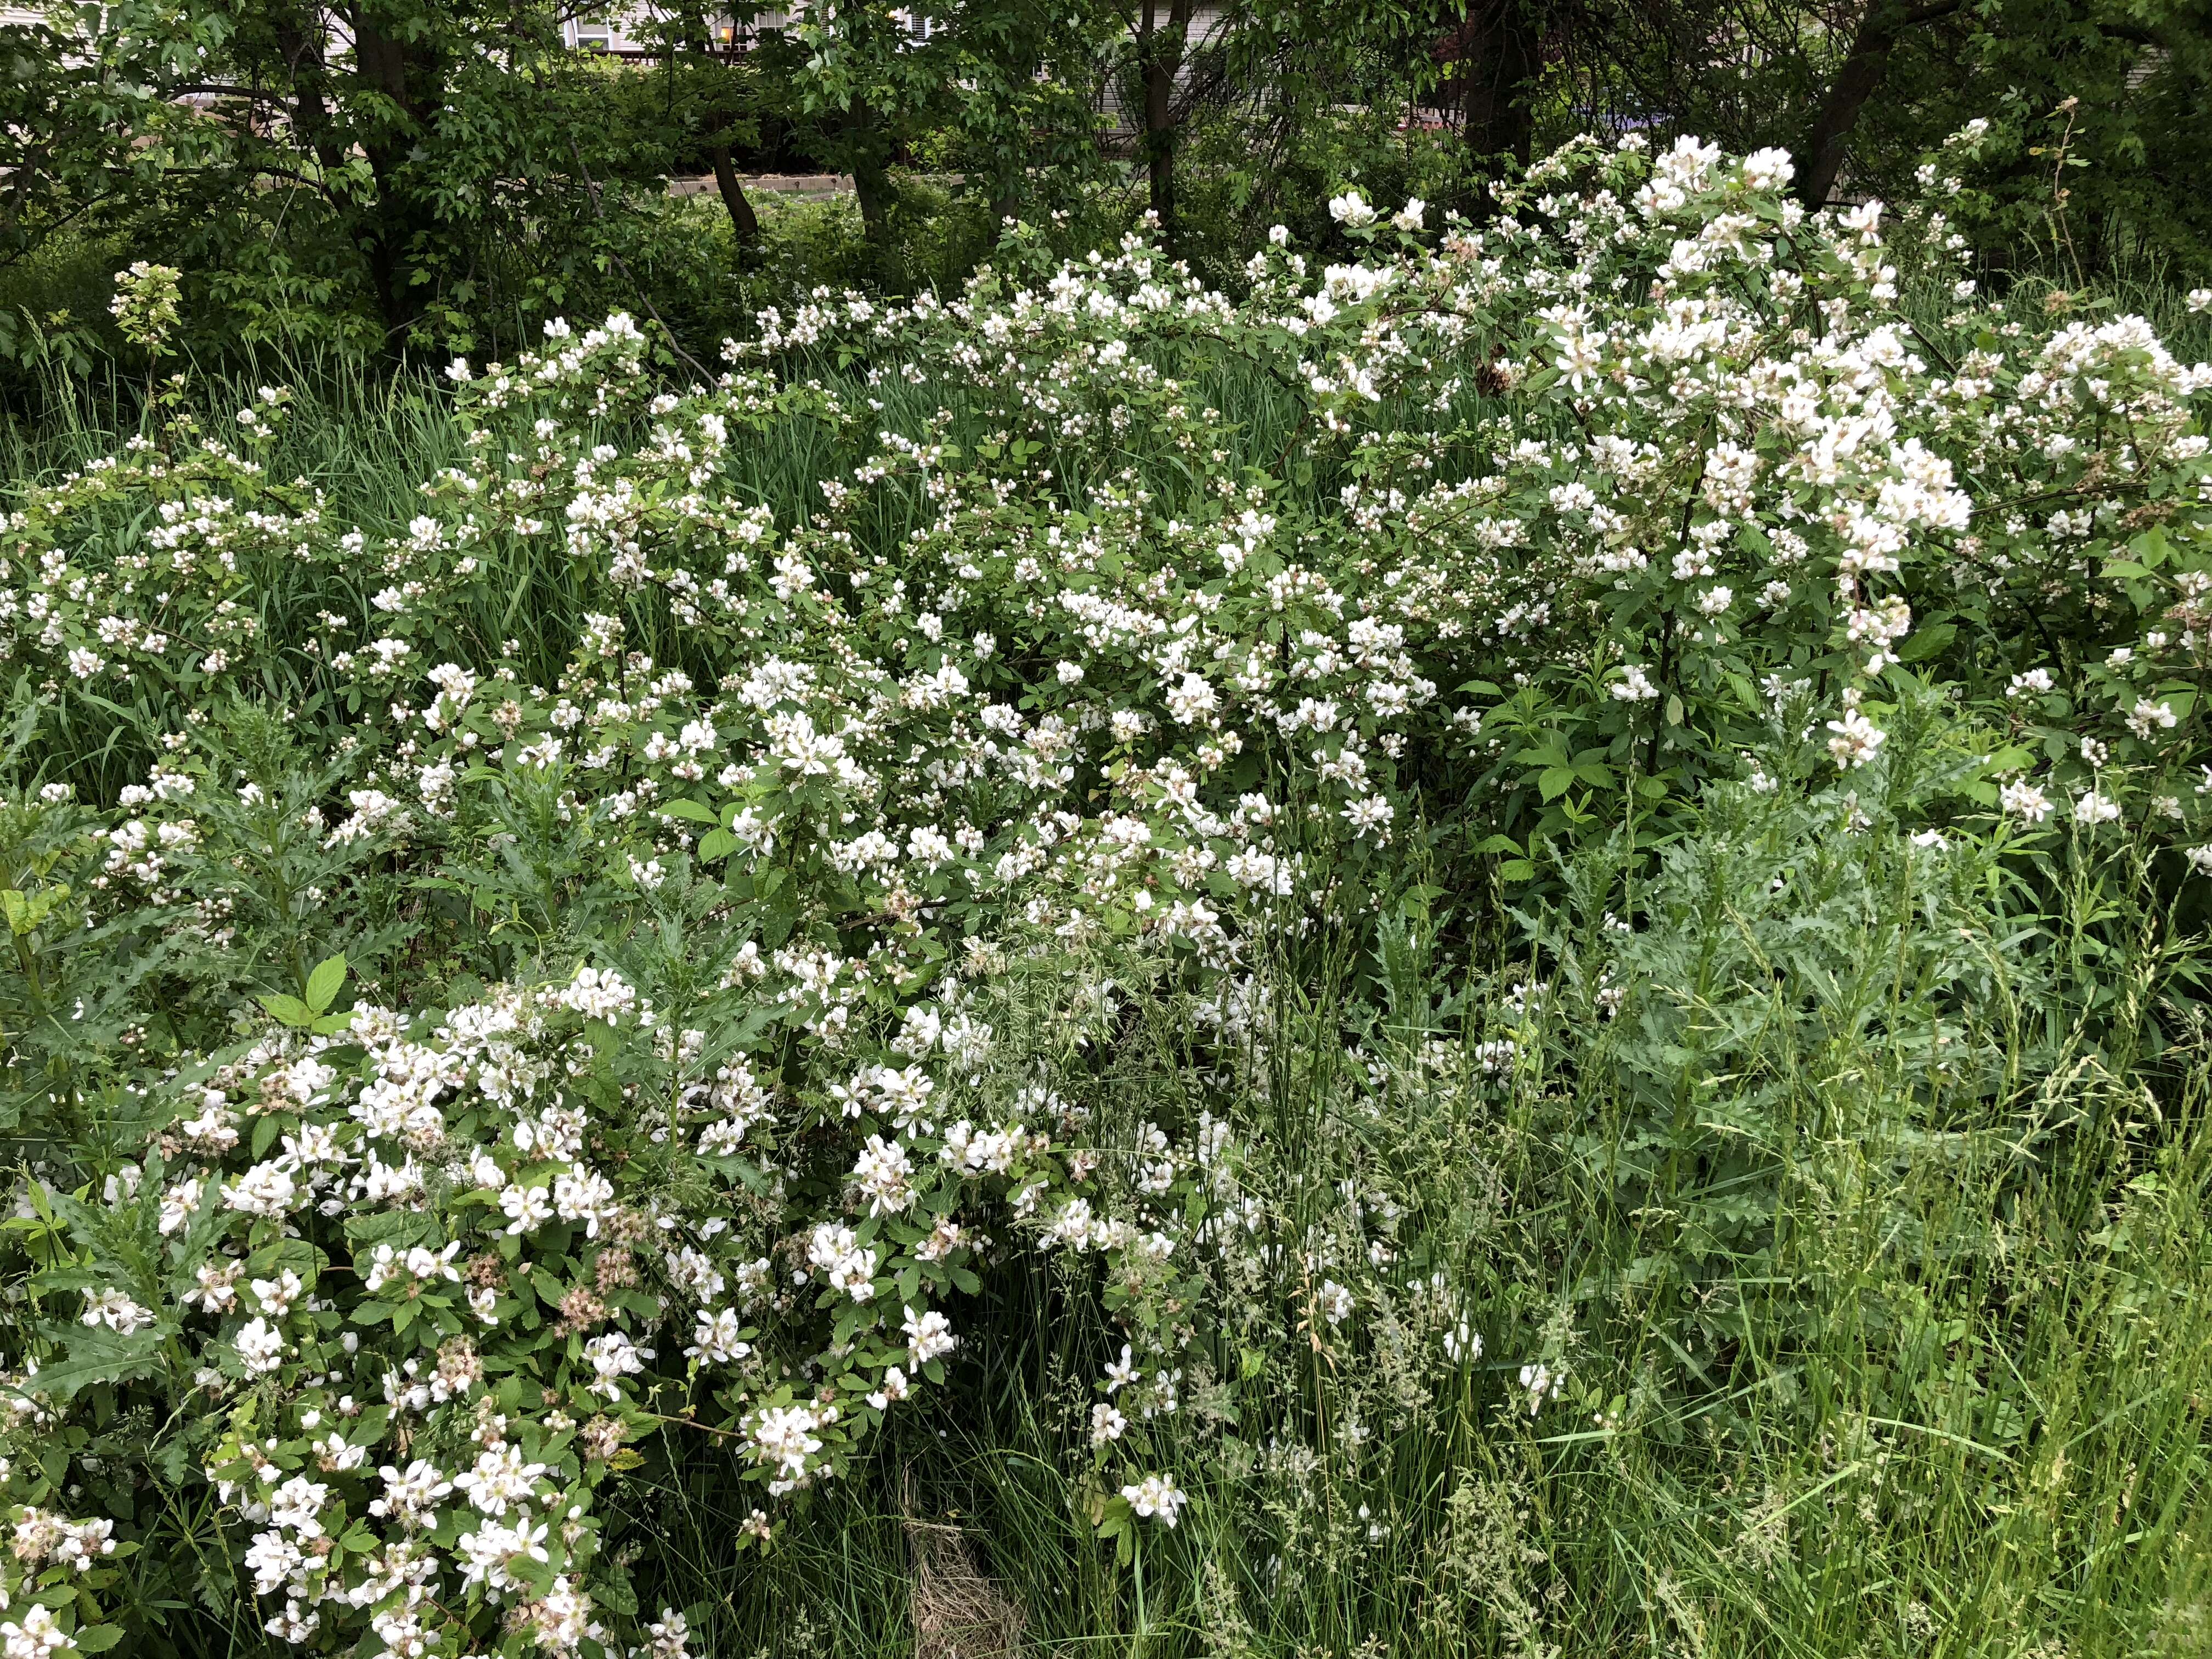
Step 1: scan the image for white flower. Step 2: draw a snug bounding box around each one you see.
[2073,790,2121,826]
[1,1605,76,1658]
[2127,698,2177,738]
[903,1305,956,1366]
[1517,1362,1565,1415]
[1120,1474,1189,1526]
[1104,1345,1141,1392]
[1317,1280,1353,1325]
[2001,780,2053,822]
[1740,146,1796,190]
[80,1289,155,1335]
[224,1161,298,1217]
[236,1317,284,1375]
[686,1308,752,1365]
[1165,672,1219,724]
[850,1133,915,1215]
[1825,708,1887,770]
[368,1459,451,1526]
[554,964,637,1022]
[581,1332,653,1401]
[749,1404,824,1479]
[243,1527,305,1597]
[1612,665,1660,702]
[1327,191,1376,228]
[454,1443,549,1517]
[1344,794,1393,839]
[500,1182,554,1234]
[250,1268,303,1318]
[454,1516,550,1593]
[268,1474,330,1536]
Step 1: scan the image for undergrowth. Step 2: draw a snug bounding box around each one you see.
[0,135,2208,1658]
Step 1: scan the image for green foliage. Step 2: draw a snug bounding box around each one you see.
[0,132,2209,1656]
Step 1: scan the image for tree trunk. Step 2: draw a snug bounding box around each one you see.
[1141,0,1193,241]
[1458,0,1538,173]
[272,5,346,176]
[1798,0,1962,207]
[709,145,761,245]
[676,8,760,249]
[846,102,895,247]
[347,5,447,340]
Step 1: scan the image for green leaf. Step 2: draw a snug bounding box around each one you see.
[663,797,719,825]
[73,1626,124,1654]
[2126,526,2172,567]
[696,828,738,863]
[1897,622,1956,662]
[595,1575,640,1616]
[11,1330,163,1402]
[304,953,347,1014]
[1096,1494,1133,1538]
[258,994,314,1029]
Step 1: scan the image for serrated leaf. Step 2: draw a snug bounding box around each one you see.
[303,953,347,1014]
[258,994,314,1028]
[10,1330,163,1402]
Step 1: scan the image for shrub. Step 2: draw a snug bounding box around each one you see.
[1,132,2209,1655]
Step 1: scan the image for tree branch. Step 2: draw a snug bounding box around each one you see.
[1798,0,1965,207]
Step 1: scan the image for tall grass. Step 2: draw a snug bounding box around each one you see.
[578,788,2212,1658]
